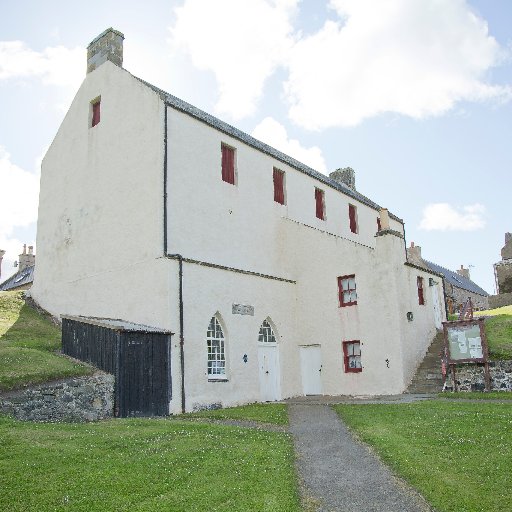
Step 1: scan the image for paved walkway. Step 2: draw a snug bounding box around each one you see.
[288,403,432,512]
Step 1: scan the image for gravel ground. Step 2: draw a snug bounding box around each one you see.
[288,403,432,512]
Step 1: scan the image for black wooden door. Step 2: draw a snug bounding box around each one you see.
[118,335,171,417]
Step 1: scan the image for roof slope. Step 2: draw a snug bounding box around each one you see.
[424,260,489,296]
[134,75,402,223]
[0,265,35,291]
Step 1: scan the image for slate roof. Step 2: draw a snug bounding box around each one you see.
[424,260,489,297]
[62,315,173,334]
[0,265,35,291]
[134,75,403,223]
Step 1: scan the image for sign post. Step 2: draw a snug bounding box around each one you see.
[442,318,490,392]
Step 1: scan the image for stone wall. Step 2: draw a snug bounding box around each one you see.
[443,361,512,392]
[446,282,489,311]
[489,292,512,309]
[0,372,114,422]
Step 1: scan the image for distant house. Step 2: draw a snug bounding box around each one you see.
[407,242,489,313]
[0,245,36,292]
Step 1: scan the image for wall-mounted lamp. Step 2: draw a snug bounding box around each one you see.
[407,311,414,321]
[429,278,438,287]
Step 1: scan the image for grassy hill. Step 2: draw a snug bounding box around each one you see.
[0,291,92,391]
[475,305,512,359]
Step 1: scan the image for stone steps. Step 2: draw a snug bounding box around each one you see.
[406,332,445,394]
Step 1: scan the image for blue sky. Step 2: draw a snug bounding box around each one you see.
[0,0,511,294]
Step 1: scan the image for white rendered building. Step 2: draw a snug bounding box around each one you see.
[31,29,445,414]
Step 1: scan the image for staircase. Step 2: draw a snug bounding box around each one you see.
[406,331,445,394]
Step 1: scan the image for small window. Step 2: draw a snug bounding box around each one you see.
[207,316,226,378]
[377,217,381,232]
[273,168,285,205]
[91,99,101,127]
[315,188,325,220]
[338,275,357,307]
[221,144,236,185]
[349,204,358,233]
[258,319,277,343]
[417,276,425,305]
[343,341,362,373]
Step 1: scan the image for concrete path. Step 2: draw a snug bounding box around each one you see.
[288,403,432,512]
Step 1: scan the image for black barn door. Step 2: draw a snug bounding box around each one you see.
[118,334,170,417]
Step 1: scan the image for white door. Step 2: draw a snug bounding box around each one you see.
[258,345,281,401]
[300,345,322,395]
[431,283,442,329]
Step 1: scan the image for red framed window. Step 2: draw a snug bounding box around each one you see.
[315,188,325,220]
[417,276,425,305]
[343,341,362,373]
[91,100,101,127]
[377,217,381,231]
[349,204,358,233]
[338,274,357,307]
[273,168,285,205]
[221,144,235,185]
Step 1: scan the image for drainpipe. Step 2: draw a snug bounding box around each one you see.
[163,103,186,414]
[167,254,185,414]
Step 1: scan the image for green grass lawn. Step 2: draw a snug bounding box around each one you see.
[0,291,91,391]
[438,391,512,400]
[483,315,512,359]
[184,403,288,425]
[0,415,300,512]
[475,305,512,317]
[335,401,512,512]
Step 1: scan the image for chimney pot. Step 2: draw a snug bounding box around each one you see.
[87,28,124,74]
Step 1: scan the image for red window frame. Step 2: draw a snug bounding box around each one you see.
[417,276,425,305]
[315,188,325,220]
[221,144,235,185]
[377,217,381,232]
[342,341,362,373]
[349,204,358,233]
[273,168,285,205]
[338,274,357,307]
[91,100,101,127]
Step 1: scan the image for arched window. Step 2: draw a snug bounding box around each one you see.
[258,319,277,344]
[206,316,225,378]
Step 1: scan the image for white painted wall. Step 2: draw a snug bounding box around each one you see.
[32,62,171,327]
[32,61,444,414]
[165,104,445,410]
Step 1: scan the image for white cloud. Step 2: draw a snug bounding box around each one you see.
[419,203,486,231]
[252,117,327,173]
[169,0,298,119]
[0,40,84,89]
[0,147,39,280]
[169,0,510,129]
[285,0,511,129]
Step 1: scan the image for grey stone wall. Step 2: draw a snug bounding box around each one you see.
[496,261,512,294]
[446,282,489,311]
[489,292,512,309]
[0,372,114,422]
[443,361,512,392]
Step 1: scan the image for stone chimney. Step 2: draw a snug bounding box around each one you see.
[329,167,356,191]
[87,28,124,74]
[0,249,5,279]
[378,208,390,230]
[456,265,470,280]
[18,245,35,272]
[502,232,512,260]
[406,242,425,267]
